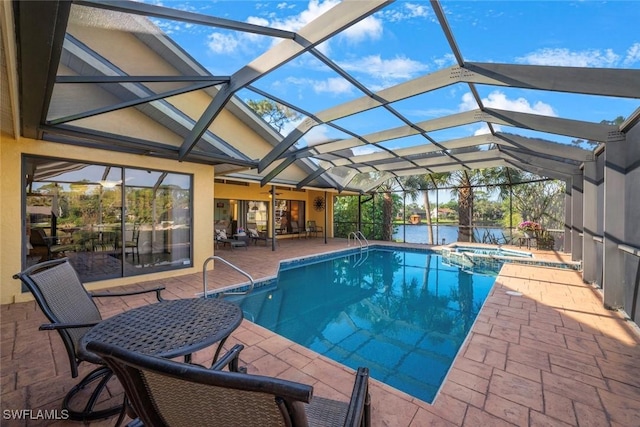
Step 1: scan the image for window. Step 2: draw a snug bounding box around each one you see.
[23,156,192,284]
[275,199,305,235]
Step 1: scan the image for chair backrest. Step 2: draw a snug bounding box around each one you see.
[88,340,314,427]
[13,258,102,375]
[307,220,317,230]
[131,224,140,241]
[101,230,118,249]
[30,228,49,247]
[291,221,299,232]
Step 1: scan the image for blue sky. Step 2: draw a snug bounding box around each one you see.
[143,0,640,149]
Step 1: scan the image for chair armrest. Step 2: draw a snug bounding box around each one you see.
[210,344,245,372]
[90,286,165,302]
[344,367,371,427]
[39,321,100,331]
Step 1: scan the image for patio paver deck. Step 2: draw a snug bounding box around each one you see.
[2,238,639,426]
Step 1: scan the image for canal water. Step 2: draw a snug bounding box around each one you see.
[392,224,507,245]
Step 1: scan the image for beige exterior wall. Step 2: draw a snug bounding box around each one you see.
[0,134,214,304]
[213,182,334,239]
[306,190,333,235]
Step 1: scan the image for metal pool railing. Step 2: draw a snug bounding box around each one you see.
[202,256,255,298]
[348,230,369,249]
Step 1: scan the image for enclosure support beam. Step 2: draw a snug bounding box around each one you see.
[582,160,601,284]
[564,180,572,254]
[571,174,584,262]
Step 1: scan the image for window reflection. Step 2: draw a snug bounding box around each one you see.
[213,198,305,238]
[23,157,192,284]
[274,200,305,235]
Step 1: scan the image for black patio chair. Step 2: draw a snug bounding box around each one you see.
[13,258,164,422]
[88,339,371,427]
[291,220,302,238]
[307,220,324,238]
[123,224,141,264]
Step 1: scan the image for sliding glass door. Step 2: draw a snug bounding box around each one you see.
[23,156,192,284]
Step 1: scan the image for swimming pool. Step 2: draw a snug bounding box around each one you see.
[230,248,495,403]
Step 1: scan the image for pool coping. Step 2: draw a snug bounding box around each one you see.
[205,243,582,298]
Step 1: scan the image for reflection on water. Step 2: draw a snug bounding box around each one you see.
[393,224,507,244]
[232,249,495,403]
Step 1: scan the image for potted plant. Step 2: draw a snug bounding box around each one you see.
[518,220,542,239]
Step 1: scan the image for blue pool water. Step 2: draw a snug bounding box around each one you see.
[230,248,496,403]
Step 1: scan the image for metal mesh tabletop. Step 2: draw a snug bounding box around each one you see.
[79,298,242,360]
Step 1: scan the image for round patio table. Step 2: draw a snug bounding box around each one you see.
[79,297,243,363]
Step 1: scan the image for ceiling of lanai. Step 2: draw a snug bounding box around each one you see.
[11,0,640,193]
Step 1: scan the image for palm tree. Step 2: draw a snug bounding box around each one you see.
[401,173,449,245]
[374,178,404,241]
[454,171,475,242]
[439,165,526,243]
[401,175,434,244]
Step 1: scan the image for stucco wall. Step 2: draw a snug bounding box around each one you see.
[0,135,214,304]
[213,182,334,239]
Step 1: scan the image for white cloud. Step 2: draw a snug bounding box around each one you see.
[268,0,340,32]
[623,42,640,66]
[459,91,557,117]
[459,93,479,111]
[285,76,353,96]
[341,16,383,43]
[516,48,620,67]
[207,32,240,54]
[247,16,270,27]
[312,77,354,94]
[433,53,457,69]
[265,1,382,44]
[211,0,383,55]
[204,1,342,56]
[473,123,492,136]
[304,125,332,145]
[473,123,503,136]
[340,55,429,80]
[352,145,380,156]
[381,2,430,22]
[276,2,296,10]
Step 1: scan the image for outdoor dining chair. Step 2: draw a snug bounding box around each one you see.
[13,258,165,422]
[88,339,371,427]
[290,220,302,238]
[307,220,323,238]
[122,224,141,264]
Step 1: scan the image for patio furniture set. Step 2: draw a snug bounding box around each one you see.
[13,258,371,426]
[215,221,324,250]
[29,225,142,263]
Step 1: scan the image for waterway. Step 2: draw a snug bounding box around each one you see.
[392,224,508,245]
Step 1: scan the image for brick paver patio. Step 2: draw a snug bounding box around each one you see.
[2,238,639,426]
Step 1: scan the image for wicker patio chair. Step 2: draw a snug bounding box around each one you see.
[13,258,165,422]
[88,339,371,427]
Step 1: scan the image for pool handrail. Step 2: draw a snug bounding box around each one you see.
[353,248,369,267]
[348,231,369,249]
[203,256,255,298]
